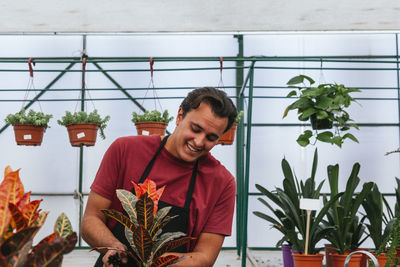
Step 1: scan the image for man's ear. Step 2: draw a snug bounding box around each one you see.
[176,107,183,126]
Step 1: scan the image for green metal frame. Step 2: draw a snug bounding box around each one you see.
[1,34,400,266]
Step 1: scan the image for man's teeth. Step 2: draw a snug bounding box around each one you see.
[188,144,201,152]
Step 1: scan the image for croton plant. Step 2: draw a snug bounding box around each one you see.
[98,178,195,267]
[0,166,77,266]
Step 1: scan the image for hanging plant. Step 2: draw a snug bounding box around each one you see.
[95,178,194,266]
[132,110,174,136]
[57,110,110,147]
[283,74,360,147]
[5,109,52,146]
[218,110,243,145]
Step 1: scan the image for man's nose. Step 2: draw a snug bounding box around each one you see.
[193,134,205,147]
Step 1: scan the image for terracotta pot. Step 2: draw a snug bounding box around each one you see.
[310,114,332,130]
[217,123,237,145]
[134,122,167,136]
[371,252,389,266]
[66,123,99,147]
[331,253,362,267]
[292,253,324,267]
[13,124,46,146]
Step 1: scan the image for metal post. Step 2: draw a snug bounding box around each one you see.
[396,34,400,163]
[241,61,256,267]
[234,34,244,256]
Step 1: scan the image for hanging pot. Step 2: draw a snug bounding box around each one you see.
[13,124,46,146]
[217,123,237,145]
[281,244,294,267]
[135,121,167,136]
[331,253,362,267]
[292,253,324,267]
[66,123,99,147]
[310,114,332,130]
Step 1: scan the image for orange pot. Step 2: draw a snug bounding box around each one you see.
[13,124,46,146]
[135,121,167,136]
[331,253,362,267]
[292,253,324,267]
[66,123,99,147]
[217,123,237,145]
[371,252,389,266]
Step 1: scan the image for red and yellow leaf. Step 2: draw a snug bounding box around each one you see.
[136,193,154,229]
[153,237,195,260]
[8,203,27,232]
[151,255,179,267]
[21,199,42,227]
[101,209,135,232]
[132,178,165,215]
[132,225,153,262]
[0,226,38,258]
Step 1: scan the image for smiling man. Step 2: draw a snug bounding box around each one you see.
[81,87,238,267]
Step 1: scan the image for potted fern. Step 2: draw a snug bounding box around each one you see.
[282,75,360,148]
[57,110,110,147]
[218,110,243,145]
[132,110,173,136]
[5,109,52,146]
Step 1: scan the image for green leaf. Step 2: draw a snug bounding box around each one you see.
[116,190,138,226]
[316,131,333,143]
[286,90,298,97]
[343,133,359,143]
[54,213,73,238]
[296,130,312,147]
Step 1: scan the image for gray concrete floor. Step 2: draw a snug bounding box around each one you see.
[62,249,283,267]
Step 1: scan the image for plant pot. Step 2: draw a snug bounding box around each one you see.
[331,253,362,267]
[310,114,332,130]
[13,124,46,146]
[282,244,294,267]
[66,123,99,147]
[217,123,237,145]
[135,121,167,136]
[324,244,337,267]
[292,253,324,267]
[397,247,400,259]
[371,252,389,266]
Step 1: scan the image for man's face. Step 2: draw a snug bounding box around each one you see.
[168,102,228,163]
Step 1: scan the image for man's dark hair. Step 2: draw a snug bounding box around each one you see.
[180,87,238,133]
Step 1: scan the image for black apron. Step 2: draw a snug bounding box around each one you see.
[94,135,198,266]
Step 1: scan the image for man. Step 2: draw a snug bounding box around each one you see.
[81,87,238,267]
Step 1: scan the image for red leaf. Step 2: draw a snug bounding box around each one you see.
[21,200,42,226]
[0,226,38,258]
[151,255,179,267]
[132,178,165,215]
[153,237,195,260]
[8,203,27,232]
[132,225,153,262]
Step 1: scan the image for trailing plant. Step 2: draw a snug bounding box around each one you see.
[5,109,52,127]
[96,178,194,267]
[132,110,174,123]
[323,163,373,254]
[57,110,110,139]
[282,74,360,147]
[254,149,342,254]
[0,166,77,266]
[380,216,400,266]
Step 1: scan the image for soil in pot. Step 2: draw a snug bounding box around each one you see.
[66,123,99,147]
[310,114,333,130]
[13,124,46,146]
[292,253,324,267]
[218,123,237,145]
[135,121,167,136]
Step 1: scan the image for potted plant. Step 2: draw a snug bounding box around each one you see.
[282,75,360,147]
[218,110,244,145]
[254,149,342,267]
[322,163,373,267]
[5,109,52,146]
[94,178,194,266]
[0,166,77,266]
[132,110,173,136]
[57,109,110,147]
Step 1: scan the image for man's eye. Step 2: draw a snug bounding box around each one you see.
[191,126,201,133]
[207,136,218,142]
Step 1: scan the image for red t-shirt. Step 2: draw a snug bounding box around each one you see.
[91,135,236,250]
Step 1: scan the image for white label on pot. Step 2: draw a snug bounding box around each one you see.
[23,134,32,140]
[300,198,321,211]
[142,130,150,136]
[77,132,85,139]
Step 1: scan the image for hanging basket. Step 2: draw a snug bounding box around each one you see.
[310,114,333,130]
[13,124,46,146]
[218,123,237,145]
[66,123,99,147]
[135,121,167,136]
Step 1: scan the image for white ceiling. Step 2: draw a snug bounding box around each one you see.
[1,0,400,33]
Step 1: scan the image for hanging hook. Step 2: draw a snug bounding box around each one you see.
[219,56,223,73]
[28,58,35,78]
[150,57,154,78]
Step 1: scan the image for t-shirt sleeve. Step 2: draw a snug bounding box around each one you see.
[202,176,236,236]
[90,139,122,200]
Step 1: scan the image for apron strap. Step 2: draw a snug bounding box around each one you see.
[139,135,169,183]
[184,160,198,211]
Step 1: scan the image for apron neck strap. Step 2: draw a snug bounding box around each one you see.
[139,135,169,183]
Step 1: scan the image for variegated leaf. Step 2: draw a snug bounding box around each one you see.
[54,213,73,238]
[153,207,171,227]
[17,192,31,211]
[8,203,27,232]
[21,200,42,227]
[8,239,31,267]
[150,255,179,267]
[30,232,58,256]
[152,232,186,258]
[101,209,135,232]
[153,237,195,260]
[0,226,38,258]
[132,225,153,262]
[150,215,178,239]
[124,227,141,258]
[34,211,48,227]
[116,189,138,226]
[136,193,154,230]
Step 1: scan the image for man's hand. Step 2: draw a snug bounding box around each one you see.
[102,242,128,267]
